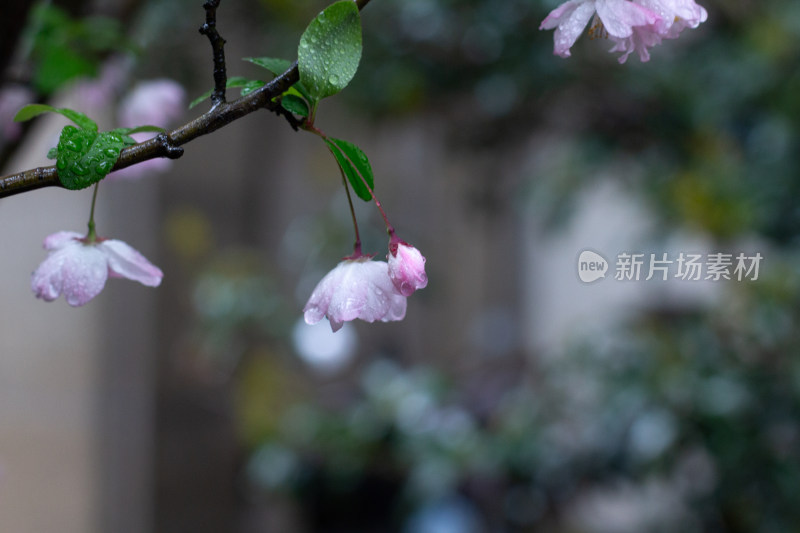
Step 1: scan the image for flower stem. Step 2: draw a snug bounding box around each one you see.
[339,163,363,257]
[303,123,394,233]
[86,183,100,243]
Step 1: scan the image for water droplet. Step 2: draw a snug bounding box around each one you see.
[71,162,89,176]
[328,74,340,85]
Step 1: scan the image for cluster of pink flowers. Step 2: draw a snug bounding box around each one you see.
[31,231,162,306]
[303,236,427,332]
[540,0,707,63]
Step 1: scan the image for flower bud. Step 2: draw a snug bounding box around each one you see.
[387,240,428,297]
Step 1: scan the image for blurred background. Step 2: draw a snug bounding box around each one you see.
[1,0,799,532]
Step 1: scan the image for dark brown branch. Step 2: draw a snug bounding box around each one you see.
[198,0,227,107]
[0,0,373,198]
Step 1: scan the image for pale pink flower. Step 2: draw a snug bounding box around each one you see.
[32,231,163,307]
[637,0,707,38]
[387,239,428,297]
[108,132,172,180]
[118,79,185,128]
[303,258,407,332]
[112,79,186,180]
[609,0,707,61]
[540,0,660,59]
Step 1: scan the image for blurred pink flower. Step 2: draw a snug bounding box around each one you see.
[540,0,660,59]
[108,132,173,180]
[303,258,407,332]
[111,79,186,180]
[32,231,163,307]
[118,79,185,128]
[0,85,35,142]
[387,239,428,297]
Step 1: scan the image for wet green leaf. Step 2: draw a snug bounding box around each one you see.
[245,57,313,102]
[298,1,362,101]
[281,93,309,117]
[55,126,126,190]
[325,137,374,202]
[14,104,97,131]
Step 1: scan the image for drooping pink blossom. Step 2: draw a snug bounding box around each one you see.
[387,239,428,297]
[608,0,707,61]
[539,0,660,59]
[31,231,163,307]
[303,258,407,332]
[637,0,707,38]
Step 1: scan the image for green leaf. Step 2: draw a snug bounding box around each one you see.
[47,147,58,160]
[325,137,374,202]
[240,80,266,96]
[245,57,313,102]
[189,77,267,108]
[281,94,309,117]
[55,126,126,190]
[112,125,165,135]
[244,57,293,76]
[14,104,98,131]
[298,1,362,101]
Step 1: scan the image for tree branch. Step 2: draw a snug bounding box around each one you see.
[0,0,372,199]
[198,0,227,107]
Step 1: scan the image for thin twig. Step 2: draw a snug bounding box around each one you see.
[199,0,228,107]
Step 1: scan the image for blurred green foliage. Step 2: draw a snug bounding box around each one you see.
[24,3,133,94]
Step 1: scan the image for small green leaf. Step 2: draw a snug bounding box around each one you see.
[14,104,98,131]
[244,57,292,76]
[325,137,374,202]
[47,147,58,159]
[112,125,165,135]
[298,1,362,101]
[189,77,267,108]
[281,94,309,117]
[245,57,314,102]
[240,80,266,96]
[55,126,126,190]
[189,90,213,109]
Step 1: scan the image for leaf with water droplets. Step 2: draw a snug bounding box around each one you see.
[244,57,313,102]
[325,137,374,202]
[298,1,362,101]
[56,126,126,189]
[14,103,98,131]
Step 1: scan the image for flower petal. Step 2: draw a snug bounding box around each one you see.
[547,1,598,58]
[42,231,83,251]
[99,239,163,287]
[55,243,109,306]
[596,0,658,38]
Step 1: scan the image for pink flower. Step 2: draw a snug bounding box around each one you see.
[111,79,186,180]
[303,258,407,332]
[637,0,707,38]
[608,0,707,61]
[31,231,163,307]
[387,239,428,297]
[118,79,186,128]
[539,0,660,59]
